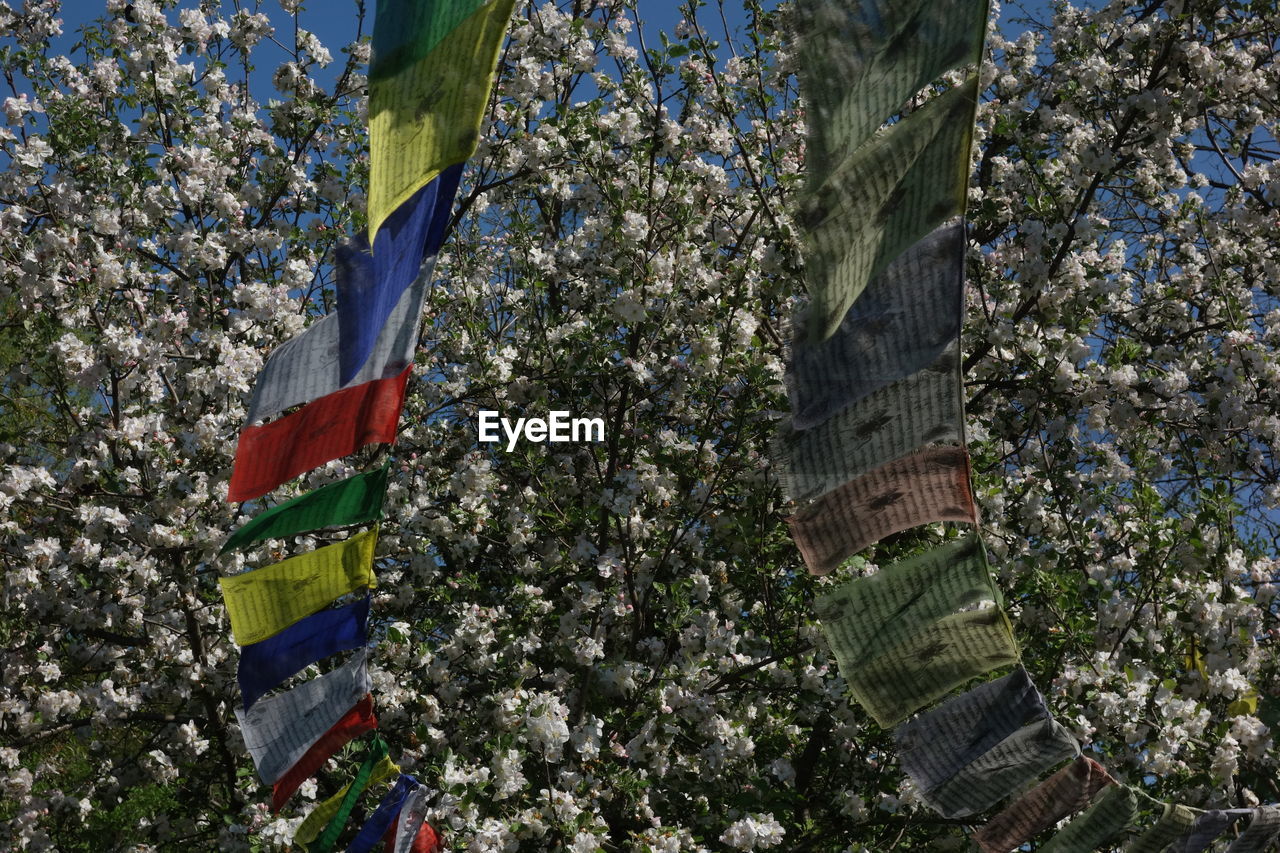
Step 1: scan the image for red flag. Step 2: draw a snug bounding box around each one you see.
[229,367,411,502]
[383,814,442,853]
[270,694,377,813]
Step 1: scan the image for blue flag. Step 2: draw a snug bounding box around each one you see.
[336,165,462,385]
[238,595,370,710]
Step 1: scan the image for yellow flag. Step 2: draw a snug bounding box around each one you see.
[292,755,400,847]
[367,0,515,243]
[218,527,378,646]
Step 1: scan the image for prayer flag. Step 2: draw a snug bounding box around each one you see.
[1227,807,1280,852]
[246,265,431,425]
[788,445,977,575]
[336,168,460,386]
[239,595,371,710]
[388,786,439,853]
[974,756,1115,853]
[312,736,392,853]
[219,527,378,646]
[1169,811,1241,853]
[367,0,514,242]
[1126,801,1200,853]
[294,753,401,848]
[1038,785,1139,853]
[785,221,963,429]
[895,666,1050,793]
[272,694,377,813]
[371,0,489,82]
[221,467,389,555]
[347,775,420,853]
[800,76,977,342]
[922,716,1080,817]
[792,0,987,183]
[235,650,371,784]
[228,367,411,504]
[777,344,962,503]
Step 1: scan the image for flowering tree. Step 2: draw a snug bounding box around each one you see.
[1,0,1278,850]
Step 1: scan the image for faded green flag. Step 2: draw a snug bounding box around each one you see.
[815,536,1019,726]
[220,466,389,555]
[1039,785,1140,853]
[793,0,987,184]
[1126,800,1200,853]
[800,75,977,342]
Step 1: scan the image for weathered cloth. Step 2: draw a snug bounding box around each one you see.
[1038,784,1139,853]
[785,221,963,429]
[788,445,977,575]
[974,756,1115,853]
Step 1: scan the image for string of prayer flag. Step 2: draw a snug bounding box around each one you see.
[220,467,389,555]
[788,445,977,575]
[238,595,371,710]
[973,756,1115,853]
[228,368,411,503]
[271,694,377,813]
[235,649,371,784]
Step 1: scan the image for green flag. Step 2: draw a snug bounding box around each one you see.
[793,0,987,184]
[311,735,390,853]
[220,466,389,555]
[371,0,489,82]
[800,75,977,342]
[1125,800,1199,853]
[1039,785,1140,853]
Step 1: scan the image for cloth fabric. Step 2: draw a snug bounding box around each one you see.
[785,221,963,429]
[791,0,987,184]
[218,527,378,646]
[272,694,377,813]
[895,666,1049,793]
[388,785,437,853]
[1038,784,1139,852]
[371,0,488,81]
[788,445,977,575]
[1226,806,1280,852]
[235,650,371,784]
[312,736,392,853]
[228,367,411,503]
[923,716,1081,817]
[246,265,431,425]
[335,168,459,386]
[776,343,962,503]
[799,76,978,342]
[294,753,400,848]
[347,775,420,853]
[974,756,1116,853]
[816,535,1019,726]
[1169,810,1240,853]
[367,0,513,242]
[1125,801,1200,853]
[221,466,389,555]
[238,595,371,710]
